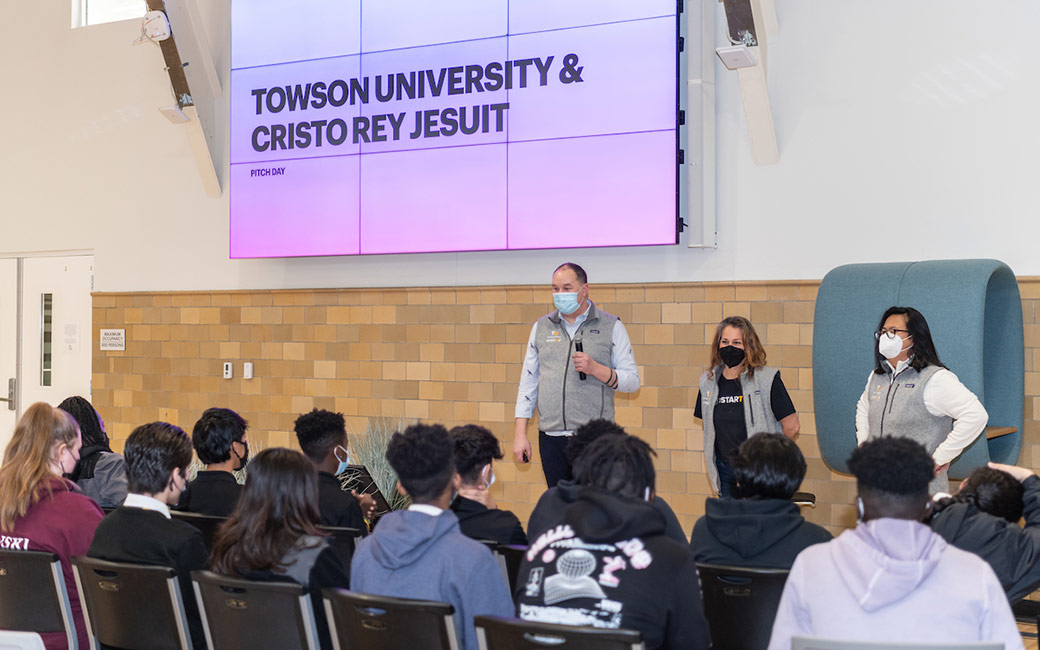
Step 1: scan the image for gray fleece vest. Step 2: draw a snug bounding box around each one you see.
[534,302,619,432]
[279,535,327,586]
[699,366,781,494]
[865,364,951,493]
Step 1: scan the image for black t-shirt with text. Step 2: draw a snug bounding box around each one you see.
[694,372,796,463]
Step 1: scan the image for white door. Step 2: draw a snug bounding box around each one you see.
[19,256,94,411]
[0,259,17,452]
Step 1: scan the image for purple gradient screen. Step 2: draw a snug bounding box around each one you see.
[229,0,679,257]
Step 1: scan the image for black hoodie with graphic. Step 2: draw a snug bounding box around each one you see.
[514,483,710,650]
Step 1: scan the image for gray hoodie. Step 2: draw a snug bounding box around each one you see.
[767,518,1023,650]
[350,508,514,650]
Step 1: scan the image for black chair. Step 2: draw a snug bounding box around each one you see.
[72,556,191,650]
[473,615,645,650]
[791,492,816,507]
[492,545,527,594]
[192,570,319,650]
[322,588,458,650]
[0,550,77,650]
[320,526,363,570]
[696,563,790,650]
[170,511,226,552]
[1011,598,1040,637]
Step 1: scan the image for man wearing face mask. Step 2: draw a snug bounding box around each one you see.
[855,306,987,494]
[177,407,249,516]
[513,262,640,488]
[295,408,374,530]
[449,424,527,545]
[88,421,209,649]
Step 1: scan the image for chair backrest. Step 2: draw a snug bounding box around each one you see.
[170,511,226,552]
[72,556,191,650]
[492,545,527,594]
[0,550,76,650]
[473,615,645,650]
[322,588,458,650]
[696,563,790,650]
[0,631,46,650]
[792,637,1003,650]
[191,570,319,650]
[320,526,363,568]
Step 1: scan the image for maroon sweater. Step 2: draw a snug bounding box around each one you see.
[3,478,103,650]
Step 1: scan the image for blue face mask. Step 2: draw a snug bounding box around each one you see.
[482,465,496,489]
[333,445,351,476]
[553,292,580,315]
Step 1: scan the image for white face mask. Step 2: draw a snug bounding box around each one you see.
[877,332,908,360]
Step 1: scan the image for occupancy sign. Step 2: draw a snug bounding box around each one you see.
[230,0,681,257]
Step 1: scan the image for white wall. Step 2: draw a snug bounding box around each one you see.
[2,1,1038,292]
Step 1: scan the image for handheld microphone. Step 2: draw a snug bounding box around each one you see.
[575,337,587,380]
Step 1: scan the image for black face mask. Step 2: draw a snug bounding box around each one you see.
[719,345,746,369]
[234,440,250,470]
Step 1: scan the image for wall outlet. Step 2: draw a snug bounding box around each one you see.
[243,362,254,380]
[223,362,233,379]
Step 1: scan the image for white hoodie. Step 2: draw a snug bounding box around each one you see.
[768,518,1023,650]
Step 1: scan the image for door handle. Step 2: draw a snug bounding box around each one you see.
[0,378,14,411]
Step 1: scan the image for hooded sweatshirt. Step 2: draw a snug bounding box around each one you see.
[930,474,1040,603]
[689,497,832,569]
[515,483,710,650]
[528,480,688,545]
[350,508,514,650]
[767,518,1024,650]
[4,478,103,650]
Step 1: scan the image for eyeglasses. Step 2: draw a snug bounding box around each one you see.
[874,328,911,339]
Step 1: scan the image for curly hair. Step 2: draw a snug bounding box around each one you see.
[294,409,347,464]
[932,466,1024,523]
[449,425,502,484]
[573,434,656,499]
[386,423,454,502]
[847,437,933,498]
[565,419,626,466]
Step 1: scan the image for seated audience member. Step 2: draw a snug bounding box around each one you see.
[350,423,513,650]
[515,434,711,650]
[930,462,1040,602]
[767,437,1023,650]
[178,407,248,516]
[88,421,208,649]
[211,448,348,650]
[689,432,831,568]
[294,408,375,530]
[58,396,128,508]
[449,424,527,545]
[526,418,686,544]
[0,402,103,650]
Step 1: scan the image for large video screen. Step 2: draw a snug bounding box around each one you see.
[230,1,681,257]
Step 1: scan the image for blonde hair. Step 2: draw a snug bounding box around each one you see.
[709,316,768,378]
[0,403,80,531]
